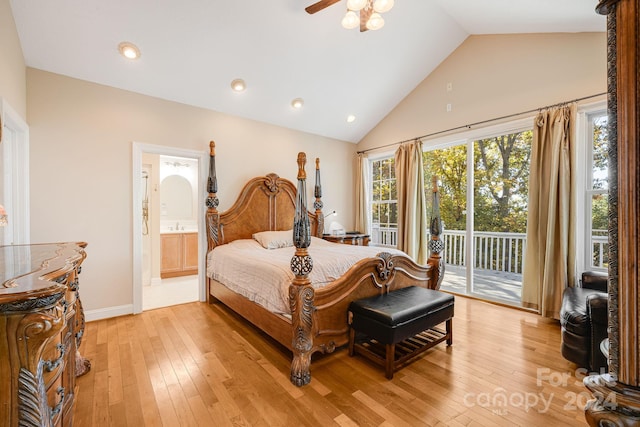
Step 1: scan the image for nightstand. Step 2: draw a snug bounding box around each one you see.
[323,233,370,246]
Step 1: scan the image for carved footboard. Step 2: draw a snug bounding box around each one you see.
[312,252,434,351]
[288,153,443,386]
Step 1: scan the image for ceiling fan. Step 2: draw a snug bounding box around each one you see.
[305,0,394,32]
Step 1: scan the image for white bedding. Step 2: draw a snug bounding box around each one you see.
[207,236,405,314]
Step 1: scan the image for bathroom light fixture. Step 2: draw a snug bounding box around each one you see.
[291,98,304,109]
[165,161,190,168]
[231,79,246,92]
[118,42,141,60]
[341,0,394,31]
[346,115,356,123]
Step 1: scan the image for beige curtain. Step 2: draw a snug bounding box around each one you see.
[354,153,370,235]
[522,103,577,319]
[395,140,428,264]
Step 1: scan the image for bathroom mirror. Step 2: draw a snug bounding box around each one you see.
[160,175,193,220]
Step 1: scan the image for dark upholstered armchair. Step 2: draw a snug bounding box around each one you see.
[559,271,608,373]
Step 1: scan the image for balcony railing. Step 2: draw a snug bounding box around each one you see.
[592,229,608,269]
[371,225,609,274]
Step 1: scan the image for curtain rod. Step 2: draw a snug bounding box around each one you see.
[356,92,607,155]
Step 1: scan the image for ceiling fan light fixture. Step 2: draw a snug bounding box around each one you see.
[346,0,367,11]
[291,98,304,109]
[373,0,394,13]
[231,79,246,92]
[341,11,360,29]
[118,42,141,60]
[366,12,384,30]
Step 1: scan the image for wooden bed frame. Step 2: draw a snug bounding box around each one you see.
[205,141,444,386]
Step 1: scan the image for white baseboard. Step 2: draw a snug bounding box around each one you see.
[85,304,134,322]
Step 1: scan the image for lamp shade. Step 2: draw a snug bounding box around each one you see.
[373,0,394,13]
[366,13,385,30]
[346,0,367,11]
[341,11,359,29]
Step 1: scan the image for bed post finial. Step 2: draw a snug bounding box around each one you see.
[290,151,314,387]
[314,158,324,237]
[427,175,444,289]
[297,152,307,180]
[206,140,220,251]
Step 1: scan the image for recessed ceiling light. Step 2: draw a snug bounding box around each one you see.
[231,79,246,92]
[291,98,304,109]
[118,42,141,60]
[347,115,356,123]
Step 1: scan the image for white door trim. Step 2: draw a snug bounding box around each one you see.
[1,99,30,245]
[132,142,207,314]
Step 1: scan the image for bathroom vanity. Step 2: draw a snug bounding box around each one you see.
[160,232,198,278]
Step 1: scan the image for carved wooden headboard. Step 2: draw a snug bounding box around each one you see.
[205,142,323,251]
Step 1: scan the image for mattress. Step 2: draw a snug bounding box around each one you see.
[207,236,404,314]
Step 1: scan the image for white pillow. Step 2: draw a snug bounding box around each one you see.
[252,230,294,249]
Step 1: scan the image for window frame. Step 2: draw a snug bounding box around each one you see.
[368,155,399,247]
[575,102,608,274]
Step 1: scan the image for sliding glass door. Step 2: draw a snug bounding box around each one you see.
[470,131,531,304]
[422,128,531,305]
[423,144,468,296]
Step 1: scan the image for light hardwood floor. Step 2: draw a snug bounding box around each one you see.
[74,296,594,426]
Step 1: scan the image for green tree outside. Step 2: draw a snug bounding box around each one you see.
[423,130,532,234]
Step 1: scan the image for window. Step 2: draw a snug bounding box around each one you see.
[586,112,609,270]
[368,125,532,306]
[370,157,397,246]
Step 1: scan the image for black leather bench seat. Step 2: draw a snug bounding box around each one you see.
[348,286,454,379]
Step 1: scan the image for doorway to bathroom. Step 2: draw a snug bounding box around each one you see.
[132,143,207,313]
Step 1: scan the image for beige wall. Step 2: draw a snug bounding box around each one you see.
[0,0,26,118]
[357,33,606,153]
[27,68,355,316]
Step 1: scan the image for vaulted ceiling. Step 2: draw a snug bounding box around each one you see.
[10,0,605,143]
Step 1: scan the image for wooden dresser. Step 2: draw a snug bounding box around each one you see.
[0,242,88,427]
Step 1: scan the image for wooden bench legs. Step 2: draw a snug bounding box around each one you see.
[385,343,395,379]
[348,287,455,379]
[348,327,355,357]
[349,318,453,380]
